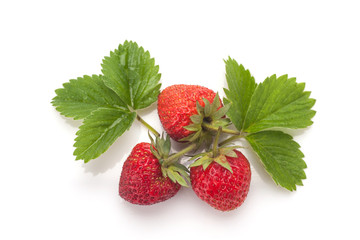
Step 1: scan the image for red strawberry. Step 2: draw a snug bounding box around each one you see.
[158,84,230,144]
[190,150,251,211]
[119,142,181,205]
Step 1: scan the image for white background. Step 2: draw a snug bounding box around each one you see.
[1,1,359,239]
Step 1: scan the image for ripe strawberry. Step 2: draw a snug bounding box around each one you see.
[119,142,181,205]
[158,84,230,144]
[190,149,251,211]
[119,134,191,205]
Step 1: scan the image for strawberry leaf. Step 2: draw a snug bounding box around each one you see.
[243,74,316,133]
[52,75,127,120]
[74,108,136,162]
[223,58,257,131]
[101,41,161,110]
[246,130,306,191]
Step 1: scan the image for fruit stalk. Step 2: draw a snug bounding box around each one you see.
[136,115,160,137]
[201,122,240,136]
[164,143,197,166]
[212,126,222,157]
[219,134,245,147]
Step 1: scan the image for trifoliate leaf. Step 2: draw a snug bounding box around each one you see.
[223,57,257,131]
[243,74,316,133]
[246,130,306,191]
[74,108,136,162]
[52,75,127,120]
[101,41,161,110]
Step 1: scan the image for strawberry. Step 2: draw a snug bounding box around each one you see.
[157,84,231,144]
[119,135,190,205]
[190,143,251,211]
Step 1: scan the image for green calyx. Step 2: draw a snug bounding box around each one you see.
[148,133,193,187]
[189,127,241,173]
[181,93,239,147]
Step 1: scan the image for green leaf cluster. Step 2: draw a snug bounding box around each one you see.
[223,57,316,191]
[52,41,161,162]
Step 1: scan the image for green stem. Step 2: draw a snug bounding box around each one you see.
[212,127,222,157]
[219,134,244,147]
[136,115,160,137]
[202,122,240,135]
[165,143,197,166]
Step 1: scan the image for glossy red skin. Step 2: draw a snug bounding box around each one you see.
[157,84,218,141]
[190,150,251,211]
[119,143,180,205]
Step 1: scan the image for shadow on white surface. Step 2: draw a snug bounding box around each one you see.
[118,186,244,220]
